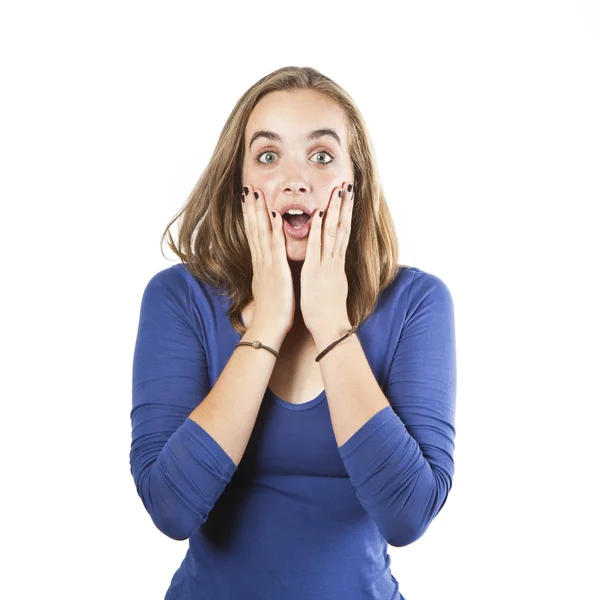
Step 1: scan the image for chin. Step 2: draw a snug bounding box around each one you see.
[285,244,307,262]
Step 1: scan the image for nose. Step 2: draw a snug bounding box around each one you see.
[283,185,309,198]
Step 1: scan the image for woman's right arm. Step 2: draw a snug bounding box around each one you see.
[130,268,284,541]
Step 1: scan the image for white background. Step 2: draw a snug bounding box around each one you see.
[1,1,598,598]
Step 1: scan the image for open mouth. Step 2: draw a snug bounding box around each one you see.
[282,212,313,239]
[282,213,311,228]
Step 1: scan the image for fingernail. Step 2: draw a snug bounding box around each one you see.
[243,186,249,195]
[348,183,353,193]
[254,191,259,199]
[241,193,245,203]
[338,189,343,198]
[319,210,324,217]
[271,211,276,218]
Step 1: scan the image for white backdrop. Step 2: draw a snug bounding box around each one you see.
[1,1,598,598]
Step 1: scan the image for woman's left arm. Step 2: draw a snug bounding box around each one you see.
[318,270,457,548]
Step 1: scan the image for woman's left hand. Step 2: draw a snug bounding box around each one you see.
[300,182,355,340]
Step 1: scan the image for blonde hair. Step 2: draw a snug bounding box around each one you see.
[161,66,403,337]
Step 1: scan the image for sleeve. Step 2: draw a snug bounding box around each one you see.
[129,267,237,541]
[337,270,457,547]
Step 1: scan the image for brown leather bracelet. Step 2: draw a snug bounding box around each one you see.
[234,340,280,359]
[315,326,357,362]
[235,325,356,363]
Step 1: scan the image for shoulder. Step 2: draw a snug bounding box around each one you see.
[400,267,455,334]
[138,264,190,314]
[385,264,453,307]
[375,265,454,337]
[142,263,216,306]
[406,266,453,305]
[139,263,225,343]
[143,262,192,292]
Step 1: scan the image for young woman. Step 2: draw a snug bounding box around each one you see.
[130,65,457,600]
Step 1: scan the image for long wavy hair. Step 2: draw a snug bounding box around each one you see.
[160,66,403,337]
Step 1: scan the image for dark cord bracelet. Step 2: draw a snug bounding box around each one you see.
[315,326,357,362]
[234,339,280,359]
[235,326,356,363]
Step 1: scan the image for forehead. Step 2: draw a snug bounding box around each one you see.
[245,89,347,145]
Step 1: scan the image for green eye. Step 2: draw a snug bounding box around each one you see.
[255,150,335,165]
[256,151,277,164]
[311,151,335,164]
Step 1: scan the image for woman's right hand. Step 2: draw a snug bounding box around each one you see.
[241,184,295,339]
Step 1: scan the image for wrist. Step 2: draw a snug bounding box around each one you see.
[312,321,354,353]
[243,325,286,353]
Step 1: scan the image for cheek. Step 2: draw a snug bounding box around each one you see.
[255,179,277,206]
[317,175,343,195]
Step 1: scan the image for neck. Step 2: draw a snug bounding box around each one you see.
[285,259,314,349]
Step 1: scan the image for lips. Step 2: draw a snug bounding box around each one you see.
[283,211,314,239]
[279,202,314,216]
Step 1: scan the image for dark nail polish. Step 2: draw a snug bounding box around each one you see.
[241,193,245,203]
[271,211,276,218]
[254,191,259,199]
[319,210,324,217]
[243,186,249,195]
[338,190,343,197]
[348,183,353,193]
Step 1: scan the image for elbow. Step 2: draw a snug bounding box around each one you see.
[143,488,208,541]
[133,465,208,542]
[386,518,428,548]
[385,470,453,548]
[151,510,198,541]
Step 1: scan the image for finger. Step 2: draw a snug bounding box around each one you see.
[333,183,353,259]
[269,205,287,264]
[244,184,269,264]
[252,188,273,265]
[322,186,344,261]
[305,204,323,266]
[241,184,259,268]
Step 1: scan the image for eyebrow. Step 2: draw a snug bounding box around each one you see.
[248,128,342,151]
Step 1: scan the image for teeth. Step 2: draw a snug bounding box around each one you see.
[285,208,305,215]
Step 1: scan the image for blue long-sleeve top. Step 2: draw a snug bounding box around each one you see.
[130,262,457,600]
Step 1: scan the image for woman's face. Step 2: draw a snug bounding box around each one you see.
[242,89,354,262]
